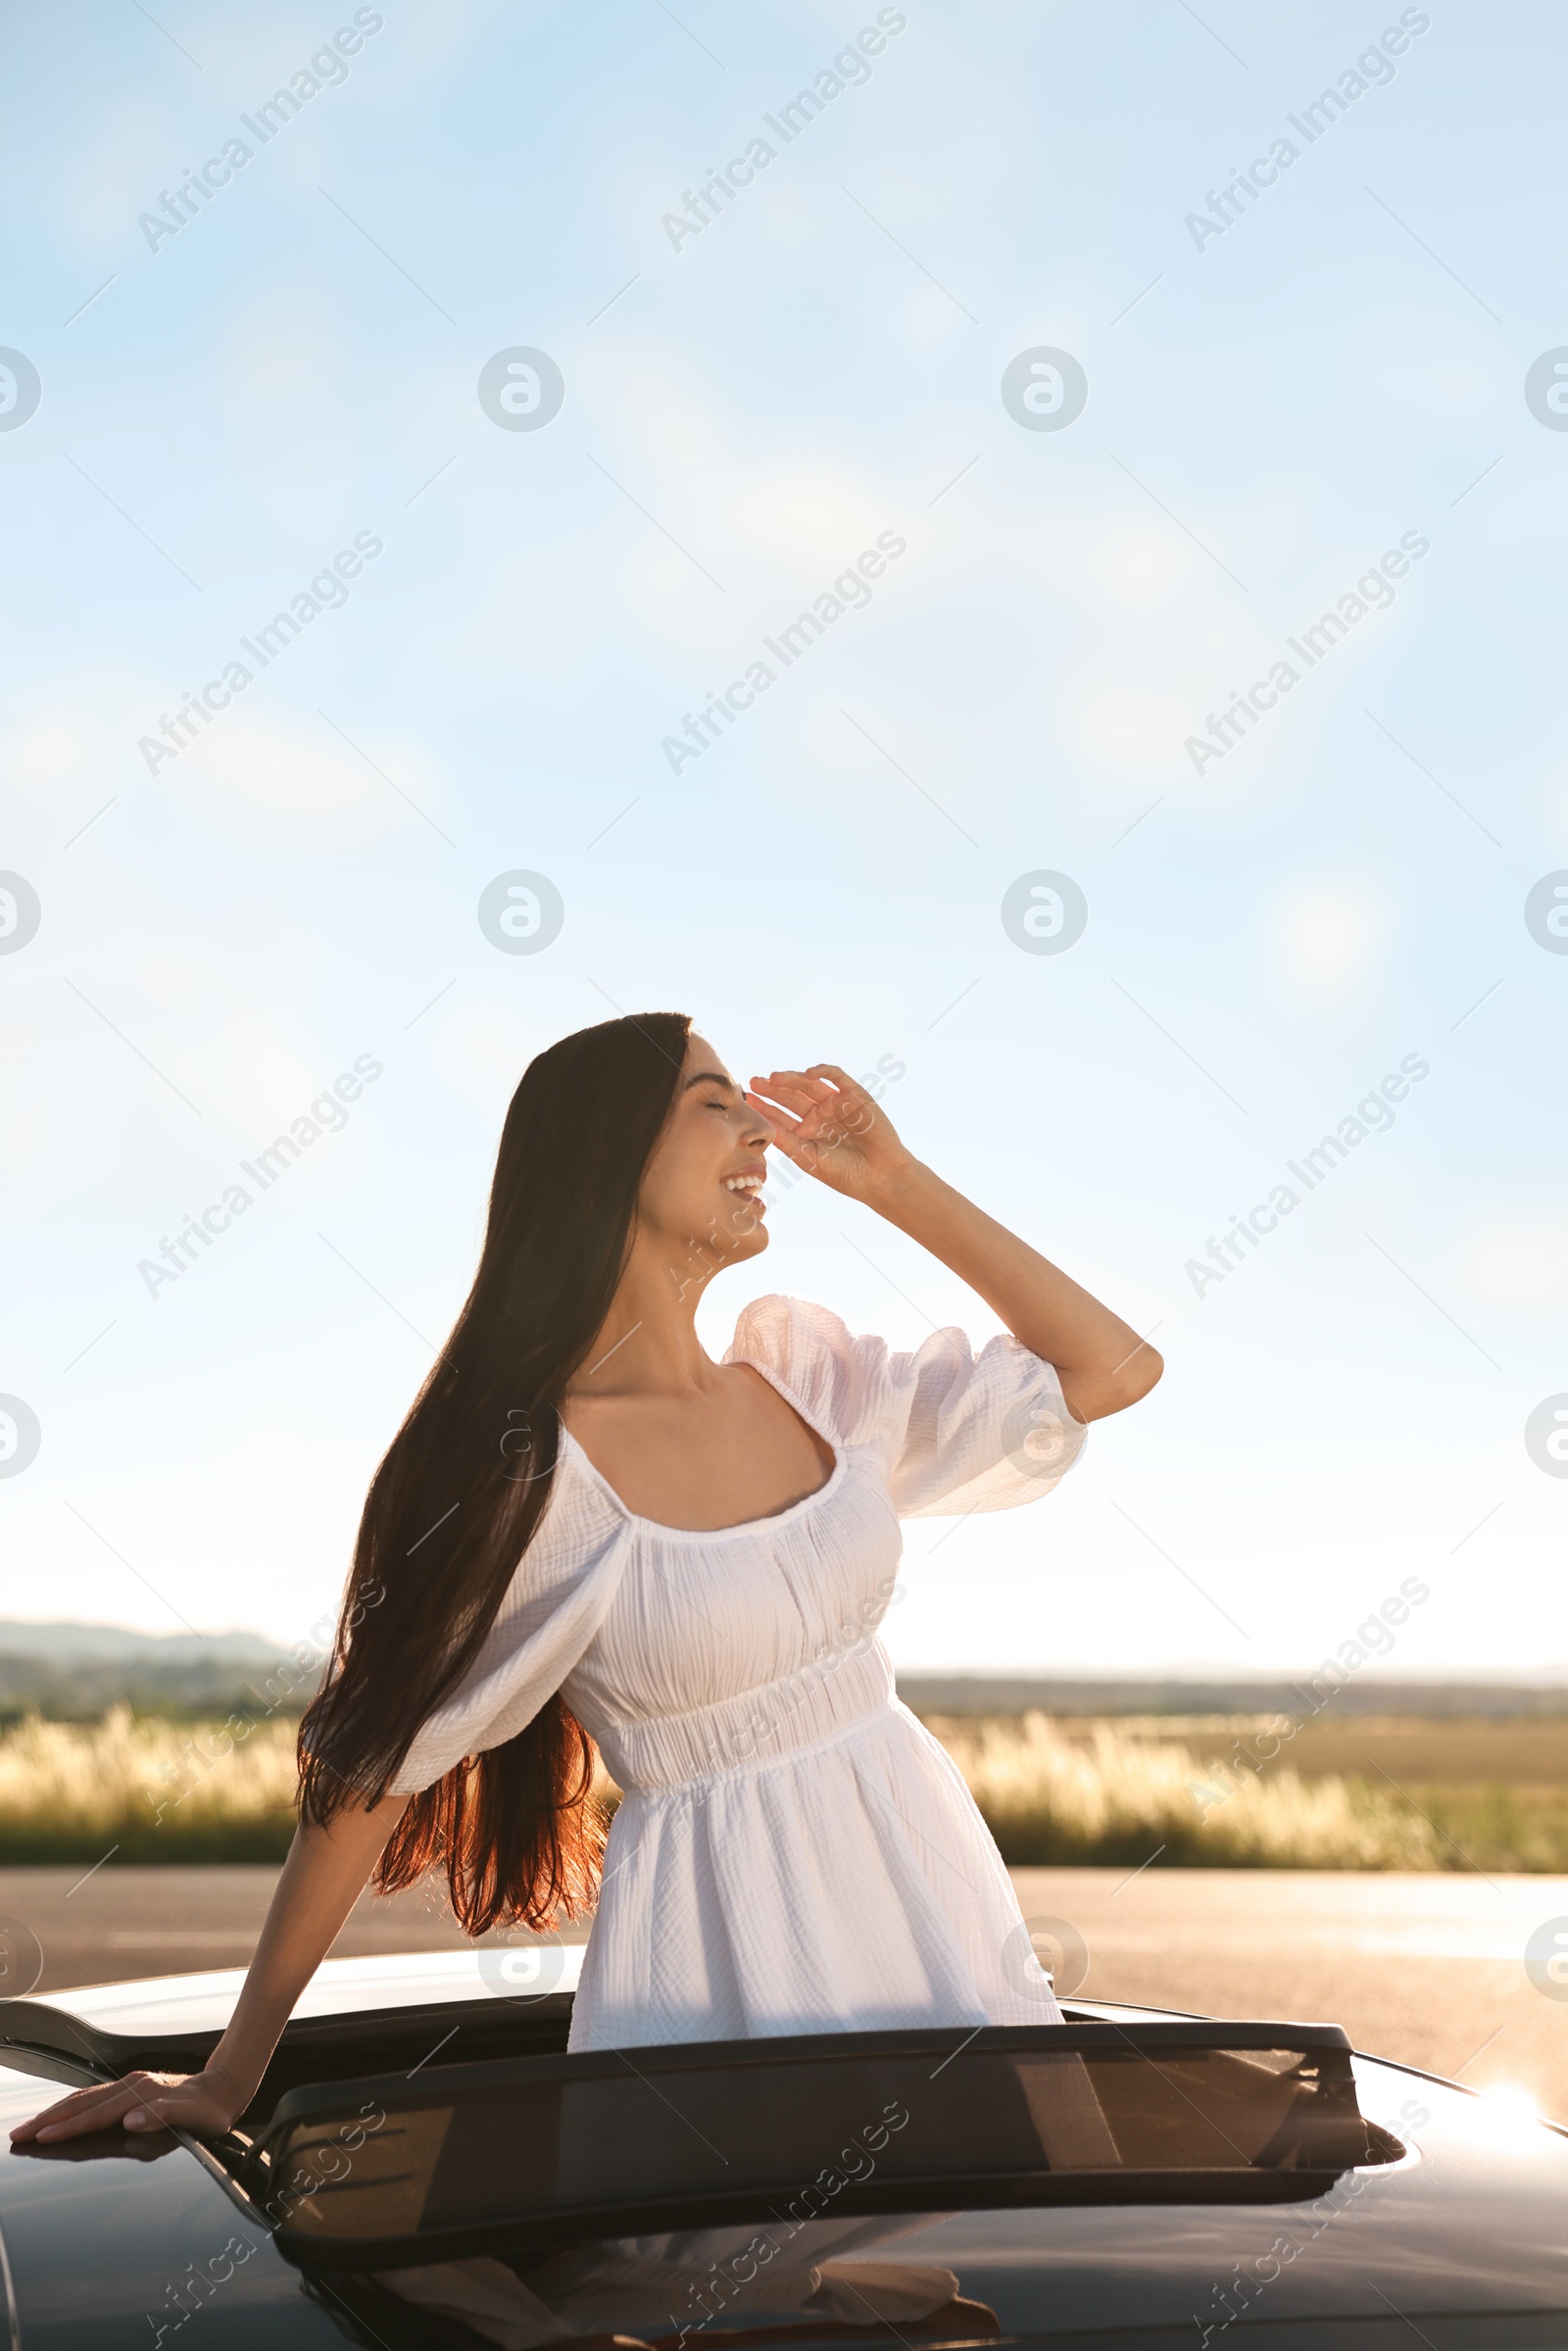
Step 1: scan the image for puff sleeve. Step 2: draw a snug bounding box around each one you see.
[388,1476,632,1796]
[726,1294,1087,1518]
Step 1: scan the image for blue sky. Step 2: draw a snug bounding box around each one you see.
[2,0,1564,1679]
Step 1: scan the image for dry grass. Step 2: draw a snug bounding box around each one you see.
[0,1707,300,1863]
[938,1712,1441,1869]
[0,1706,1563,1871]
[992,1711,1568,1788]
[932,1712,1568,1872]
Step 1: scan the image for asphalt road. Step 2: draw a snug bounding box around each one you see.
[2,1863,1564,2122]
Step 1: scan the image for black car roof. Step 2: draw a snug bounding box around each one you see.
[4,1958,1568,2342]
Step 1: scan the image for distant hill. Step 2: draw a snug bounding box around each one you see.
[0,1620,289,1666]
[897,1673,1568,1720]
[0,1618,303,1722]
[4,1622,1565,1726]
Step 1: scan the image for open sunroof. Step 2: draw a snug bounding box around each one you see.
[243,2020,1406,2270]
[0,1951,582,2109]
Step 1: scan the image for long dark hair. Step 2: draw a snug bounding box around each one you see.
[298,1010,692,1934]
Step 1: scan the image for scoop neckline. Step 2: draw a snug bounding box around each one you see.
[558,1362,846,1542]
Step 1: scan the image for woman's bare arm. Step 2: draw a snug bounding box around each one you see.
[867,1155,1161,1422]
[746,1063,1162,1425]
[10,1789,409,2143]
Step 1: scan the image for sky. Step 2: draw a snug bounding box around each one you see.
[2,0,1565,1681]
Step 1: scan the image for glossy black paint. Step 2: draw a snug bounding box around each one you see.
[0,1964,1563,2347]
[0,2063,348,2347]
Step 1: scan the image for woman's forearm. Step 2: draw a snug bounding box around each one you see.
[868,1154,1162,1422]
[14,1787,414,2143]
[205,1790,410,2108]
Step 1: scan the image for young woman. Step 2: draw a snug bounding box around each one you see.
[14,1010,1160,2146]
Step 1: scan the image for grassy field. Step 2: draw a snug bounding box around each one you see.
[929,1712,1568,1873]
[1036,1712,1568,1786]
[0,1709,302,1863]
[0,1705,1564,1869]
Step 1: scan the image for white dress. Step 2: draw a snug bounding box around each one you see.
[391,1295,1088,2051]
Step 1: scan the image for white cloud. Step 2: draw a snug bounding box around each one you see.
[1463,1216,1568,1308]
[1270,879,1388,1004]
[169,702,442,837]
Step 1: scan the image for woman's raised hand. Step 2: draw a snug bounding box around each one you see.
[10,2064,246,2145]
[745,1065,916,1202]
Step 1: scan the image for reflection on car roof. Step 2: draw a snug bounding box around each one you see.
[246,2019,1406,2272]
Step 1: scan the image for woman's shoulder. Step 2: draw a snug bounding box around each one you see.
[723,1294,1088,1513]
[521,1423,629,1559]
[723,1294,890,1441]
[725,1292,857,1373]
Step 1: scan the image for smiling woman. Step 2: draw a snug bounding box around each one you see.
[12,1009,1160,2148]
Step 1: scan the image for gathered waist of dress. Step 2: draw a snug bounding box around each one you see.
[592,1640,899,1793]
